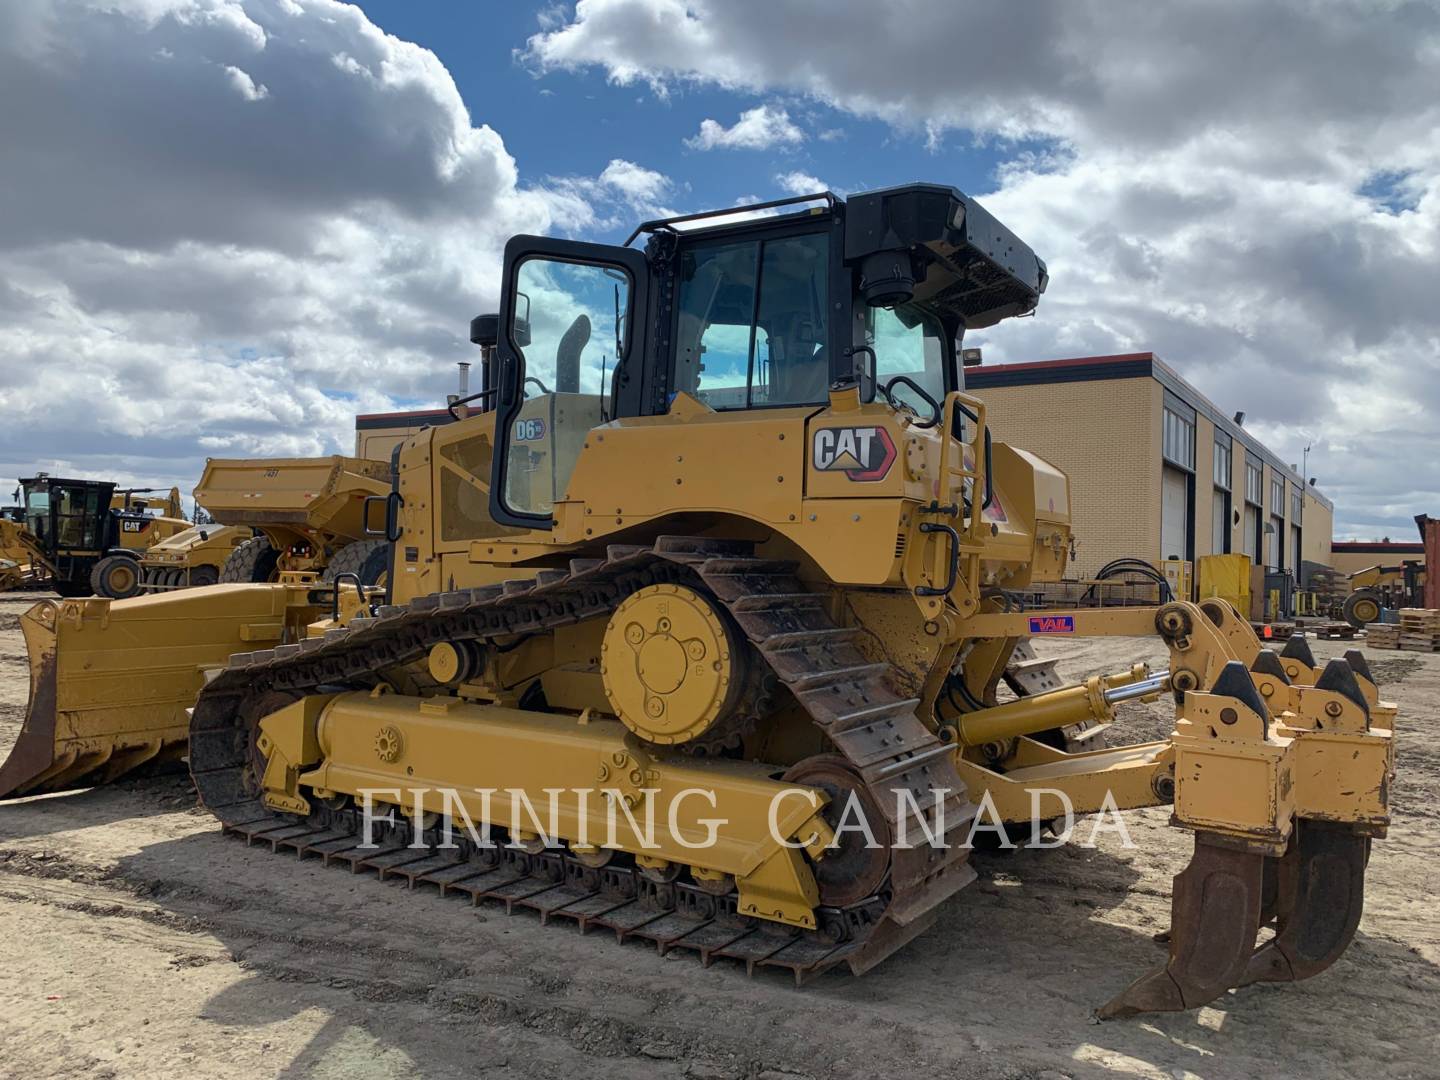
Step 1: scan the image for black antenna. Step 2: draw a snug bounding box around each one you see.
[600,353,609,422]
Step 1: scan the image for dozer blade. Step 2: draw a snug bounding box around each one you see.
[1096,834,1265,1019]
[0,586,304,800]
[1240,819,1367,986]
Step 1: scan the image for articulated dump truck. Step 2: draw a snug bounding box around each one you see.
[127,456,394,595]
[193,455,393,585]
[0,185,1394,1017]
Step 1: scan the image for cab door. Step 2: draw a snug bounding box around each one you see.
[488,236,648,530]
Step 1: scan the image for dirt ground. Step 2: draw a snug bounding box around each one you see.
[1,590,1436,1080]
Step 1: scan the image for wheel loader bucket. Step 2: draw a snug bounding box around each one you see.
[0,586,309,800]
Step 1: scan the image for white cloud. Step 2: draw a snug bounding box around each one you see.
[526,0,1440,537]
[686,103,803,150]
[542,159,677,231]
[0,0,633,500]
[774,171,826,196]
[775,171,848,199]
[224,63,268,100]
[598,159,673,213]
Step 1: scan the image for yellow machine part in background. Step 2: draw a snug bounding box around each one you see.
[1197,552,1253,614]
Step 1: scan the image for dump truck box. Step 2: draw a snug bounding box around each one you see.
[194,455,390,544]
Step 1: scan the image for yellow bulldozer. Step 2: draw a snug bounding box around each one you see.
[0,185,1393,1017]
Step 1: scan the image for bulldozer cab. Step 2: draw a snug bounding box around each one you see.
[487,184,1046,530]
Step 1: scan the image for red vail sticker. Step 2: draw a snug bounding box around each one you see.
[1029,615,1075,634]
[812,426,897,481]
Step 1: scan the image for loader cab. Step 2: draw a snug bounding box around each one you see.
[486,184,1046,530]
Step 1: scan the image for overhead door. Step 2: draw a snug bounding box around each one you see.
[1212,490,1228,555]
[1161,467,1189,562]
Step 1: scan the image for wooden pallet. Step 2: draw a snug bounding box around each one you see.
[1364,624,1401,650]
[1395,609,1440,651]
[1315,622,1359,640]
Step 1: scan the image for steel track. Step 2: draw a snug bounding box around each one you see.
[190,536,982,982]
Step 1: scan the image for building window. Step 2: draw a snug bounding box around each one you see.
[1162,406,1195,469]
[1291,487,1303,524]
[1213,438,1231,489]
[1270,476,1284,517]
[1245,458,1263,506]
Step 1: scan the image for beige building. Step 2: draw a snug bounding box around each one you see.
[968,353,1334,584]
[1329,540,1424,578]
[354,407,455,461]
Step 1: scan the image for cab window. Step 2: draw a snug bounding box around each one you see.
[504,257,630,516]
[866,304,947,416]
[674,231,829,410]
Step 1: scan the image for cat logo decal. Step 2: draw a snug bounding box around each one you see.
[812,426,896,481]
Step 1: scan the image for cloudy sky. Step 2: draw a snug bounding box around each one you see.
[1,0,1436,538]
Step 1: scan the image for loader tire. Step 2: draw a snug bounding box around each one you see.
[1342,589,1383,628]
[320,539,390,587]
[219,536,280,584]
[188,565,220,587]
[90,555,142,599]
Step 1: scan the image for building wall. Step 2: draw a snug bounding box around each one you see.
[354,408,457,460]
[1194,414,1216,561]
[980,377,1162,579]
[972,355,1336,587]
[1330,544,1424,577]
[1302,490,1334,568]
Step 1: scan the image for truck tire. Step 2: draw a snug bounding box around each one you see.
[321,540,391,588]
[189,564,220,587]
[1342,589,1383,628]
[219,536,280,584]
[91,554,143,599]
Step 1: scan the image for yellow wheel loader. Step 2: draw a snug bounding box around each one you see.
[1,186,1393,1017]
[1342,561,1426,626]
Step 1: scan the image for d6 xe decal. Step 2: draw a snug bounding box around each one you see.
[812,426,897,481]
